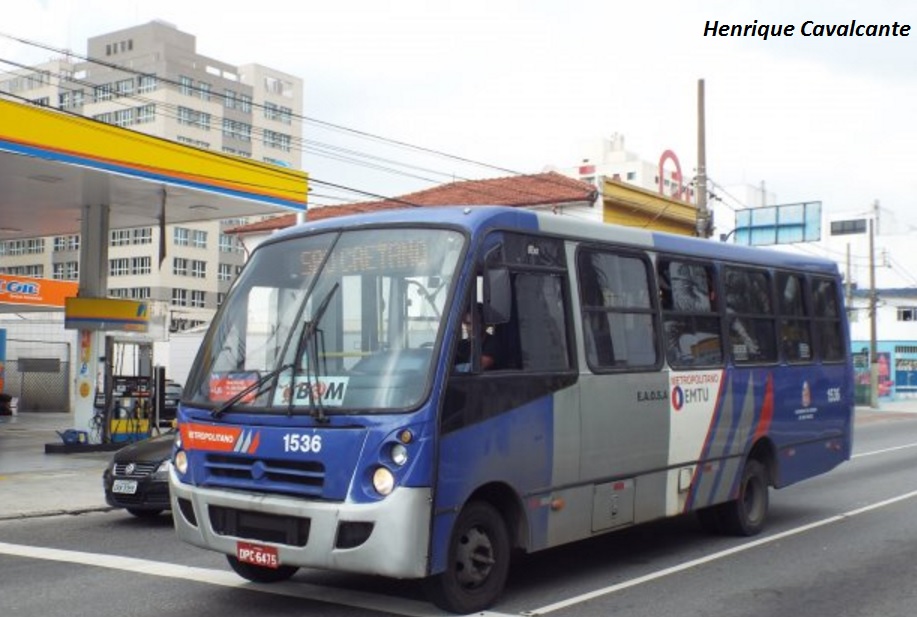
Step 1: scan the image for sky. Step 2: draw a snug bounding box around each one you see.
[3,0,917,234]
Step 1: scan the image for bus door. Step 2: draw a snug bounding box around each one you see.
[575,246,669,530]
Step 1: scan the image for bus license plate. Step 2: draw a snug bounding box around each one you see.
[237,541,279,569]
[112,479,138,494]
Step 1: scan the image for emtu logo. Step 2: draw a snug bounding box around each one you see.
[0,280,39,296]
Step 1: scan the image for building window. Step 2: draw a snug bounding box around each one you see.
[111,229,131,246]
[222,119,252,142]
[179,76,194,96]
[191,290,206,308]
[132,228,152,244]
[239,94,252,113]
[173,257,188,277]
[138,75,157,94]
[132,256,151,275]
[53,235,80,252]
[137,104,156,123]
[171,288,189,306]
[263,130,291,152]
[173,227,190,246]
[218,263,233,281]
[830,219,867,236]
[198,82,211,101]
[115,78,134,97]
[898,308,917,322]
[94,83,113,102]
[113,108,134,127]
[264,102,293,124]
[217,292,225,306]
[223,89,237,109]
[110,258,130,276]
[190,260,206,278]
[52,262,79,280]
[192,230,207,248]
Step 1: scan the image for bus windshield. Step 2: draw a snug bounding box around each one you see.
[186,226,466,414]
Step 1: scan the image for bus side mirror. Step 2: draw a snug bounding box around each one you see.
[483,267,511,324]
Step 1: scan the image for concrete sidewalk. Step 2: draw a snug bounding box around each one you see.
[2,402,917,521]
[0,412,121,520]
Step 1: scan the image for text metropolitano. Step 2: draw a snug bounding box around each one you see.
[704,20,911,41]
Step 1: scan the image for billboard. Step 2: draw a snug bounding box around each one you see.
[733,201,822,246]
[0,275,78,308]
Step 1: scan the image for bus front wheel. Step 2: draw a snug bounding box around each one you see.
[719,458,769,536]
[425,501,511,614]
[226,555,299,583]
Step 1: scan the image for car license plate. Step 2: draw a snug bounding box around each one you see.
[112,479,138,494]
[237,541,280,569]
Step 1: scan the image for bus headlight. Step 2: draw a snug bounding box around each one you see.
[174,450,188,474]
[372,467,395,496]
[390,443,409,466]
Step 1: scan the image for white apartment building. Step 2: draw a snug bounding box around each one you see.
[0,20,303,330]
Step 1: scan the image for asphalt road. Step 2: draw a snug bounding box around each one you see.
[1,412,916,617]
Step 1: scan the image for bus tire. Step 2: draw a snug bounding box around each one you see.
[226,555,299,583]
[425,501,510,614]
[719,458,769,536]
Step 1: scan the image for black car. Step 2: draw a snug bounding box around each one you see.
[102,431,175,518]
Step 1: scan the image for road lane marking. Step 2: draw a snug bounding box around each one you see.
[852,441,917,459]
[0,541,513,617]
[522,488,917,615]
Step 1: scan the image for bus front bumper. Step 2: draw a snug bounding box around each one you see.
[169,469,431,579]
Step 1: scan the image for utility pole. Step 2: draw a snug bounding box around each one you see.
[869,216,879,409]
[696,79,709,238]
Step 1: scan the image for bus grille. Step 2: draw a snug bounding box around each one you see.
[204,453,325,497]
[209,505,310,546]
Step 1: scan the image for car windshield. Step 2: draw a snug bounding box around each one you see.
[185,226,465,414]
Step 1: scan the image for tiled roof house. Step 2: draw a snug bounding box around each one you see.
[227,171,597,237]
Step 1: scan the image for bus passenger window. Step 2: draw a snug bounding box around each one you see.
[724,267,777,364]
[812,277,845,362]
[777,272,813,363]
[577,249,657,370]
[658,260,722,368]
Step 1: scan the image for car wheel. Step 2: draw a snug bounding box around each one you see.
[226,555,299,583]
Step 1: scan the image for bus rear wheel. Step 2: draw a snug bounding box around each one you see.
[226,555,299,583]
[425,501,510,614]
[719,458,769,536]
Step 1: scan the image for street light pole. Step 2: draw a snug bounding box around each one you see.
[869,216,879,409]
[696,78,709,238]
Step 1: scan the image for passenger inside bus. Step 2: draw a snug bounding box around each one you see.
[454,302,499,371]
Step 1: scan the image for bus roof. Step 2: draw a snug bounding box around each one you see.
[266,205,839,275]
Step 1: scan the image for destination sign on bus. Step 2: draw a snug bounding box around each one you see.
[300,239,429,276]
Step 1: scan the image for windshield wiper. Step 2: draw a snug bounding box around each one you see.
[295,282,340,423]
[210,363,293,419]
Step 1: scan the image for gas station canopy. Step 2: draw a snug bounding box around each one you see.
[0,98,307,239]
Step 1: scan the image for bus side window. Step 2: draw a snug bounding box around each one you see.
[577,248,657,371]
[812,277,845,362]
[512,272,569,371]
[724,267,777,364]
[777,271,813,363]
[659,259,722,368]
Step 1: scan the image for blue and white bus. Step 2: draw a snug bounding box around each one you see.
[169,206,853,613]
